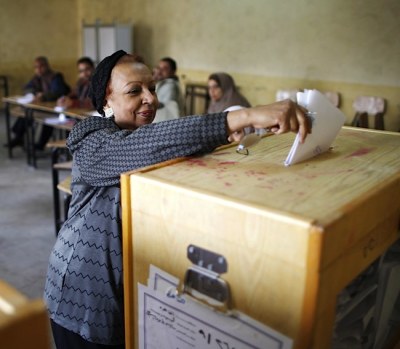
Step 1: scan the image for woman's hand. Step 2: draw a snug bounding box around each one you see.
[226,99,311,143]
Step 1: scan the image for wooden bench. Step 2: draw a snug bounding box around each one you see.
[0,280,50,349]
[57,176,72,196]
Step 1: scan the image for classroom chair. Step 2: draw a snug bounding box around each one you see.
[323,91,340,108]
[351,96,386,130]
[0,280,51,349]
[275,89,299,102]
[184,82,210,115]
[46,139,72,235]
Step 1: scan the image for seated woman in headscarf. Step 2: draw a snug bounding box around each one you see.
[207,72,251,113]
[44,50,311,349]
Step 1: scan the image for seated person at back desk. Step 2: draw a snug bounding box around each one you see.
[207,72,251,113]
[154,57,183,118]
[57,57,95,109]
[8,56,70,150]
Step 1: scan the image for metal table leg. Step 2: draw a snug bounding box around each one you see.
[5,102,12,159]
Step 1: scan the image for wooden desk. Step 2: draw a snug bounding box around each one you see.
[121,127,400,349]
[2,96,91,167]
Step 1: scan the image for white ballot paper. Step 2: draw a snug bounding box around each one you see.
[284,89,346,166]
[139,265,293,349]
[54,106,66,113]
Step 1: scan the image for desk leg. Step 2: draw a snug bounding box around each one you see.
[25,109,37,168]
[5,102,12,158]
[190,87,195,115]
[51,148,61,235]
[29,110,38,168]
[25,109,32,166]
[31,112,37,168]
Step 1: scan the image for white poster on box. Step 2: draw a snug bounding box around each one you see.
[138,266,293,349]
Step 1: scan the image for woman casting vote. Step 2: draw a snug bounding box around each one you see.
[44,50,310,349]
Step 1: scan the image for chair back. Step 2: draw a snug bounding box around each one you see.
[276,89,299,102]
[324,91,340,108]
[352,96,386,130]
[353,96,385,115]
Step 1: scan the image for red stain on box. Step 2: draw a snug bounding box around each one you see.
[347,148,374,158]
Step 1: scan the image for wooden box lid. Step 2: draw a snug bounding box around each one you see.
[132,127,400,227]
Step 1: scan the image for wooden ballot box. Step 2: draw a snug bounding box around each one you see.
[121,127,400,349]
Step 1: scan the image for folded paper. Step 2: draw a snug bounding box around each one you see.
[285,89,346,166]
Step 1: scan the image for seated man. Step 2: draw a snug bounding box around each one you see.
[57,57,95,109]
[154,57,183,119]
[8,56,70,149]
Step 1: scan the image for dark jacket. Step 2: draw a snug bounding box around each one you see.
[44,113,229,344]
[25,70,70,101]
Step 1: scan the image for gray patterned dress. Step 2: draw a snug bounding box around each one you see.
[44,113,229,345]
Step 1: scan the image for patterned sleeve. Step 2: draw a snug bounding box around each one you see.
[73,112,229,186]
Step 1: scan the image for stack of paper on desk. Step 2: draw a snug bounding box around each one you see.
[16,93,34,104]
[284,89,346,166]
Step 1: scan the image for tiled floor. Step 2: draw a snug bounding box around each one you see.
[0,110,57,299]
[0,110,57,347]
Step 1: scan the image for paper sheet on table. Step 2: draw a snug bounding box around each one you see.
[139,265,293,349]
[45,114,75,126]
[284,89,346,166]
[16,93,35,104]
[86,110,102,117]
[54,106,65,113]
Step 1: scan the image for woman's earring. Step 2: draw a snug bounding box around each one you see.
[104,107,114,118]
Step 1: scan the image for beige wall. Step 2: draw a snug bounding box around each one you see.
[138,0,400,130]
[0,0,79,95]
[1,0,399,130]
[140,0,399,86]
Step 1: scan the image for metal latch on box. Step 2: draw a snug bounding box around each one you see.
[183,244,231,311]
